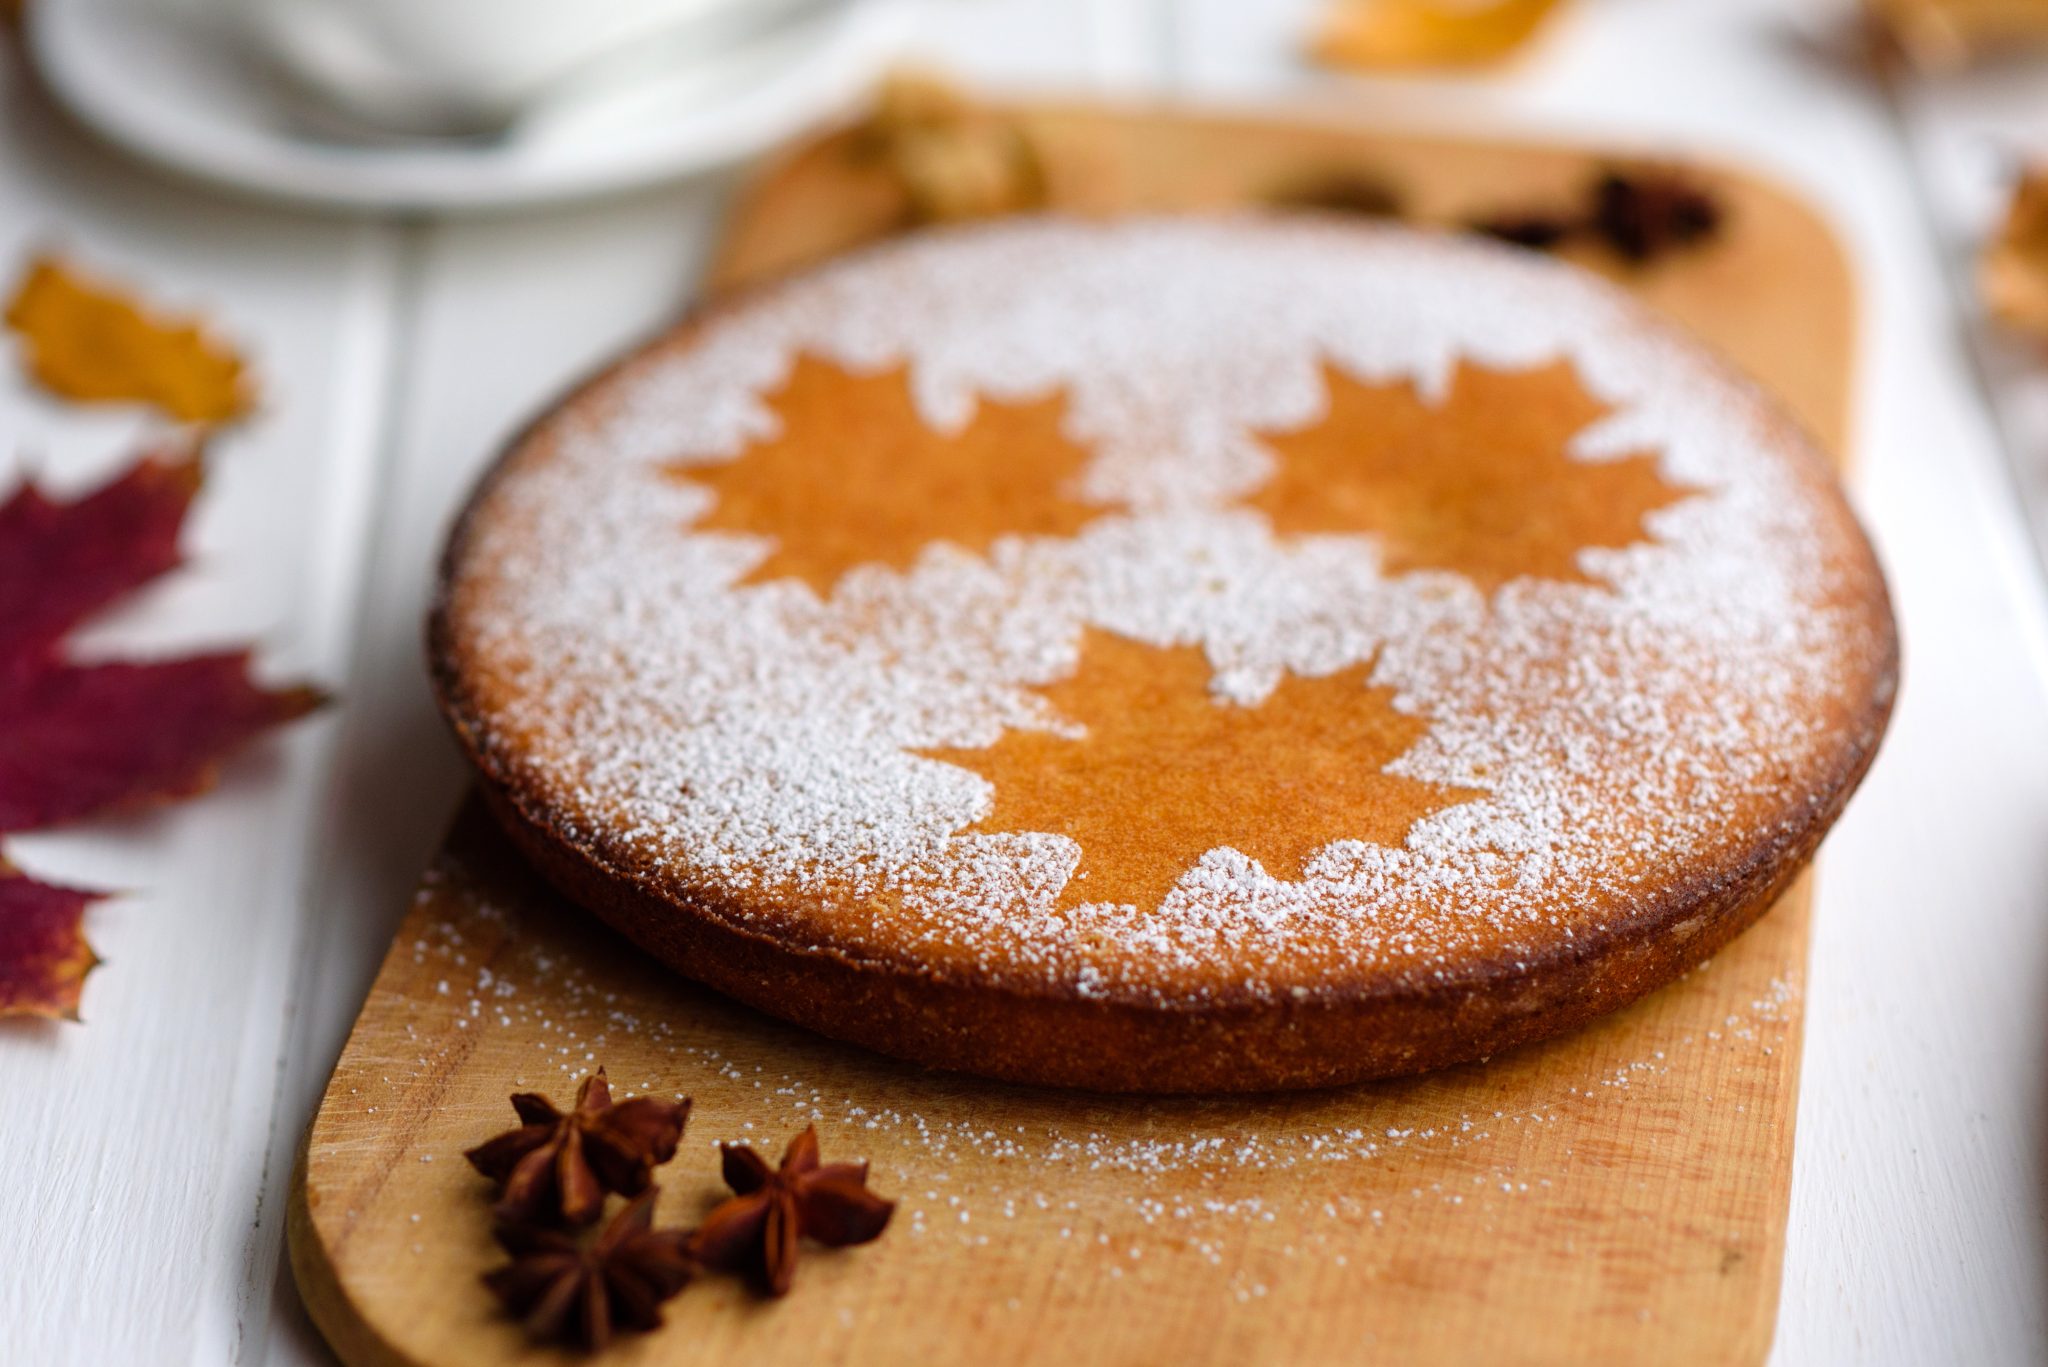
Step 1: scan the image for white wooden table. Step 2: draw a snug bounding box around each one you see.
[4,1,2046,1362]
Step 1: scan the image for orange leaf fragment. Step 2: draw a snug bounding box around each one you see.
[5,254,253,424]
[1312,0,1564,70]
[858,68,1047,226]
[1981,170,2048,343]
[0,862,99,1020]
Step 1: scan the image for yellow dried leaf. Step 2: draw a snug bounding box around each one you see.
[1312,0,1564,70]
[867,66,979,132]
[856,68,1046,225]
[1981,171,2048,341]
[1866,0,2048,71]
[5,254,252,424]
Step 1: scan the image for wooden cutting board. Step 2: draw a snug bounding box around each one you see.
[290,101,1856,1367]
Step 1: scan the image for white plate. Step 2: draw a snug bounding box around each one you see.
[26,0,896,213]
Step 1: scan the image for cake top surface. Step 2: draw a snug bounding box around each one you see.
[436,216,1894,1007]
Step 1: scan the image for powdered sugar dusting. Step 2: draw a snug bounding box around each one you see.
[447,218,1886,1004]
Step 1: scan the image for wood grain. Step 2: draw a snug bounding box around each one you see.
[291,101,1855,1367]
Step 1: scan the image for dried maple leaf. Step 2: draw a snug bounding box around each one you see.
[692,1126,895,1297]
[0,452,322,832]
[484,1190,697,1350]
[922,630,1482,913]
[0,862,99,1020]
[856,68,1047,225]
[679,355,1099,594]
[1252,358,1698,591]
[1982,170,2048,342]
[0,450,318,1017]
[466,1069,691,1227]
[1312,0,1564,69]
[0,654,321,831]
[5,254,252,425]
[0,447,195,664]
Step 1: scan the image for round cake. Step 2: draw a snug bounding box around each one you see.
[432,217,1896,1093]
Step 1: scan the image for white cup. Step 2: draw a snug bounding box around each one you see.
[236,0,800,136]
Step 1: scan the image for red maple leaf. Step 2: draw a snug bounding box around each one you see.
[0,450,323,1017]
[0,863,99,1020]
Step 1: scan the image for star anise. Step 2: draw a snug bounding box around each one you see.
[1465,166,1724,264]
[1589,168,1723,263]
[691,1127,896,1297]
[465,1070,690,1227]
[482,1190,696,1350]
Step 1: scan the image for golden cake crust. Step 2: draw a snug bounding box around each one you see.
[430,217,1896,1092]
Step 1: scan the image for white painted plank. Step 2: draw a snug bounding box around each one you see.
[1168,1,2048,1363]
[0,68,402,1367]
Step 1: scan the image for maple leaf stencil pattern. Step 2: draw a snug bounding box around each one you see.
[679,354,1100,594]
[921,630,1483,913]
[692,352,1689,913]
[1254,358,1698,590]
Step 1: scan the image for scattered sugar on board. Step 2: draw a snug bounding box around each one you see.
[382,887,1798,1272]
[446,217,1886,1004]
